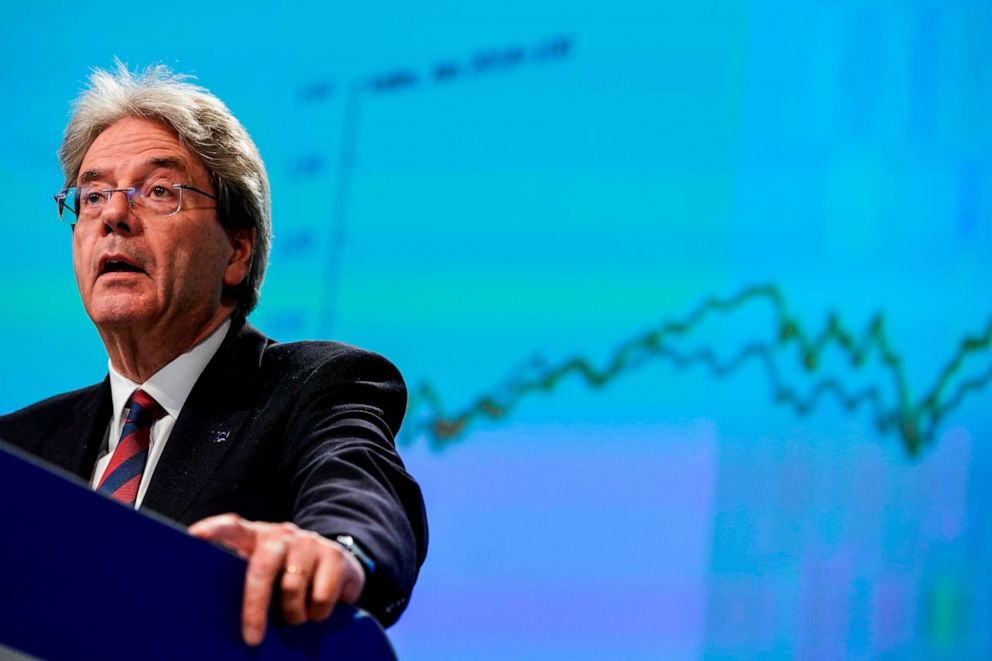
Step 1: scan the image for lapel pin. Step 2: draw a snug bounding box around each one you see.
[209,430,231,444]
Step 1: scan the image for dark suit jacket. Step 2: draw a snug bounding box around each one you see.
[0,320,428,626]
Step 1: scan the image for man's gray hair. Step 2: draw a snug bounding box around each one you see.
[59,61,271,318]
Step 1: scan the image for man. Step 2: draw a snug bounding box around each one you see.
[0,63,427,646]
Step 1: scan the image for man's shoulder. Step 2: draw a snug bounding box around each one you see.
[243,328,406,433]
[1,383,104,422]
[253,329,404,387]
[0,382,107,456]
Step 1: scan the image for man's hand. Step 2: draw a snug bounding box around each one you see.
[188,514,366,646]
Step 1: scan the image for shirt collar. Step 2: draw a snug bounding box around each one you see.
[108,318,232,423]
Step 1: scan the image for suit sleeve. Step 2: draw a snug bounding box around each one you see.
[276,346,428,626]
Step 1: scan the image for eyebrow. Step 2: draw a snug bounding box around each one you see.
[78,156,191,186]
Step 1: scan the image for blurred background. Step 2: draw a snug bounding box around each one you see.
[1,1,990,657]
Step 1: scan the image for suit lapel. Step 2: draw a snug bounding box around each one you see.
[140,322,269,522]
[61,379,112,481]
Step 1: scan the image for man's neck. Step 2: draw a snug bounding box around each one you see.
[99,308,235,383]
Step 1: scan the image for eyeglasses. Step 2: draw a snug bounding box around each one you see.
[54,182,217,225]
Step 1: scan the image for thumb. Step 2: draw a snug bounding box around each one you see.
[189,513,259,559]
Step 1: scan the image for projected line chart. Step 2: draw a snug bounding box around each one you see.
[283,31,992,465]
[403,285,992,457]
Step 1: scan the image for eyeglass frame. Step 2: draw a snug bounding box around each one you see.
[53,183,218,225]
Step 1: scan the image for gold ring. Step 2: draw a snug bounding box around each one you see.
[285,564,306,577]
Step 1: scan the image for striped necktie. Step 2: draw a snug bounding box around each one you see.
[96,389,165,506]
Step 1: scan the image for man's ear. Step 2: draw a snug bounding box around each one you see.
[224,228,256,287]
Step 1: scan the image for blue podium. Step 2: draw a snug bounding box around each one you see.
[0,443,396,660]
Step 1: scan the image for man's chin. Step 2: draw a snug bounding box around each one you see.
[85,298,158,330]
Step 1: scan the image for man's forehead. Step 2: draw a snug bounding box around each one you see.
[79,117,204,181]
[80,156,191,185]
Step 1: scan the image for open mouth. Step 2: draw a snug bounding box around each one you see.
[99,256,145,276]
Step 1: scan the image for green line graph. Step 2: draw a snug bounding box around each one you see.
[403,285,992,456]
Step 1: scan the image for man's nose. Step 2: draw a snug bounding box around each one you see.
[101,190,138,235]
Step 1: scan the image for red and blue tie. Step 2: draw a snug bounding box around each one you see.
[96,389,165,506]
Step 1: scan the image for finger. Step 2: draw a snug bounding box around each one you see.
[242,537,288,646]
[280,535,320,625]
[308,544,365,621]
[337,551,366,605]
[188,514,258,558]
[308,546,345,621]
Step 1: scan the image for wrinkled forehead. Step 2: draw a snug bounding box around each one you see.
[78,116,210,186]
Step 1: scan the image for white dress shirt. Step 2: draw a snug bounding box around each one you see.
[89,319,231,507]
